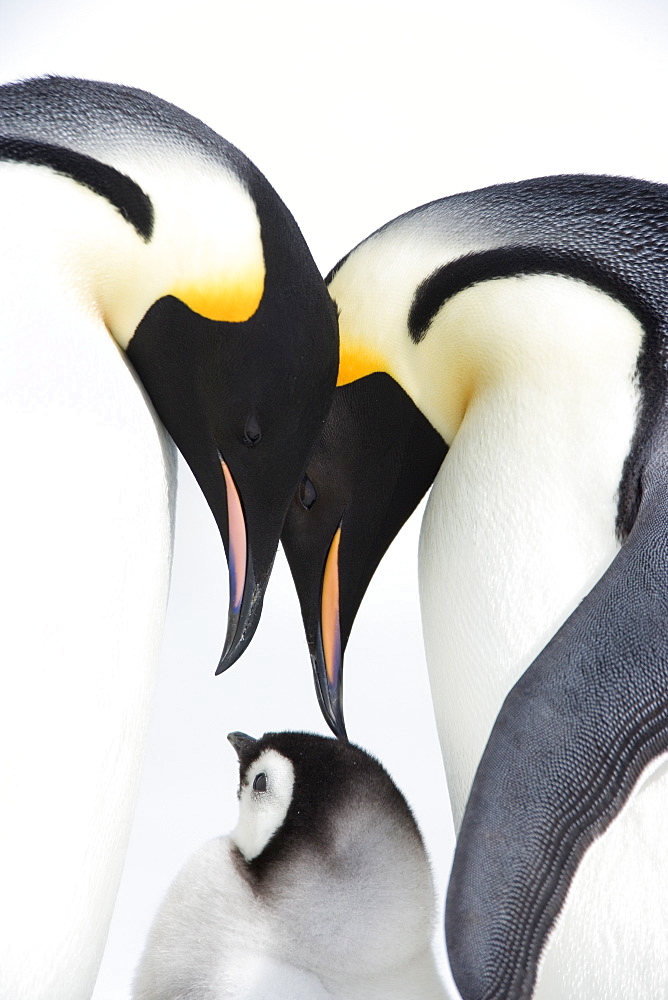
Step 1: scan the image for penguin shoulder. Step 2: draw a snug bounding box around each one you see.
[133,833,343,1000]
[133,835,268,999]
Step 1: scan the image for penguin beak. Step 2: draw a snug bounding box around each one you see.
[228,731,259,786]
[227,731,257,758]
[204,436,327,677]
[217,459,257,672]
[282,373,447,739]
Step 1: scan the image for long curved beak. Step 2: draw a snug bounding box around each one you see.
[173,442,280,677]
[282,489,349,739]
[217,459,258,672]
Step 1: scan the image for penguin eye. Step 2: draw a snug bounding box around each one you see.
[243,414,262,447]
[253,771,267,792]
[298,475,317,510]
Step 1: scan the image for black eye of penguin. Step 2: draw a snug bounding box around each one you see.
[253,771,267,792]
[299,475,317,510]
[243,414,262,447]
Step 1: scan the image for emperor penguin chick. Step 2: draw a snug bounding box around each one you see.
[134,731,446,1000]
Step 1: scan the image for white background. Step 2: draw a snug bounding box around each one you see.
[2,1,668,996]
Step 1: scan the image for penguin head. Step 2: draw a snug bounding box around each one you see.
[227,730,436,975]
[228,731,297,863]
[281,232,448,737]
[281,173,665,736]
[0,77,339,669]
[123,178,339,668]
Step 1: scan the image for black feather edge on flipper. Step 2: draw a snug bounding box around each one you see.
[446,425,668,1000]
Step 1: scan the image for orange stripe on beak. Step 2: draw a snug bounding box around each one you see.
[321,527,342,688]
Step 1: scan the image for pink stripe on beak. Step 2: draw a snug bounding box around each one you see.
[221,459,247,615]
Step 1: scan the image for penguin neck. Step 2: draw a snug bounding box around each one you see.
[417,273,643,827]
[0,160,151,347]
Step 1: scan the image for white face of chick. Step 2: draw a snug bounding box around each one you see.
[231,749,295,862]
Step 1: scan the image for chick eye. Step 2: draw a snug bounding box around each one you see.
[243,414,262,447]
[299,475,317,510]
[253,771,267,792]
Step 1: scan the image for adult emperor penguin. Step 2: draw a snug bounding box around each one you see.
[282,174,668,999]
[0,76,337,1000]
[134,730,446,1000]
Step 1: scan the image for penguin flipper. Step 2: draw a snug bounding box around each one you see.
[445,442,668,1000]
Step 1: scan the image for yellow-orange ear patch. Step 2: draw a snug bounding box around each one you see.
[337,336,389,386]
[172,270,265,323]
